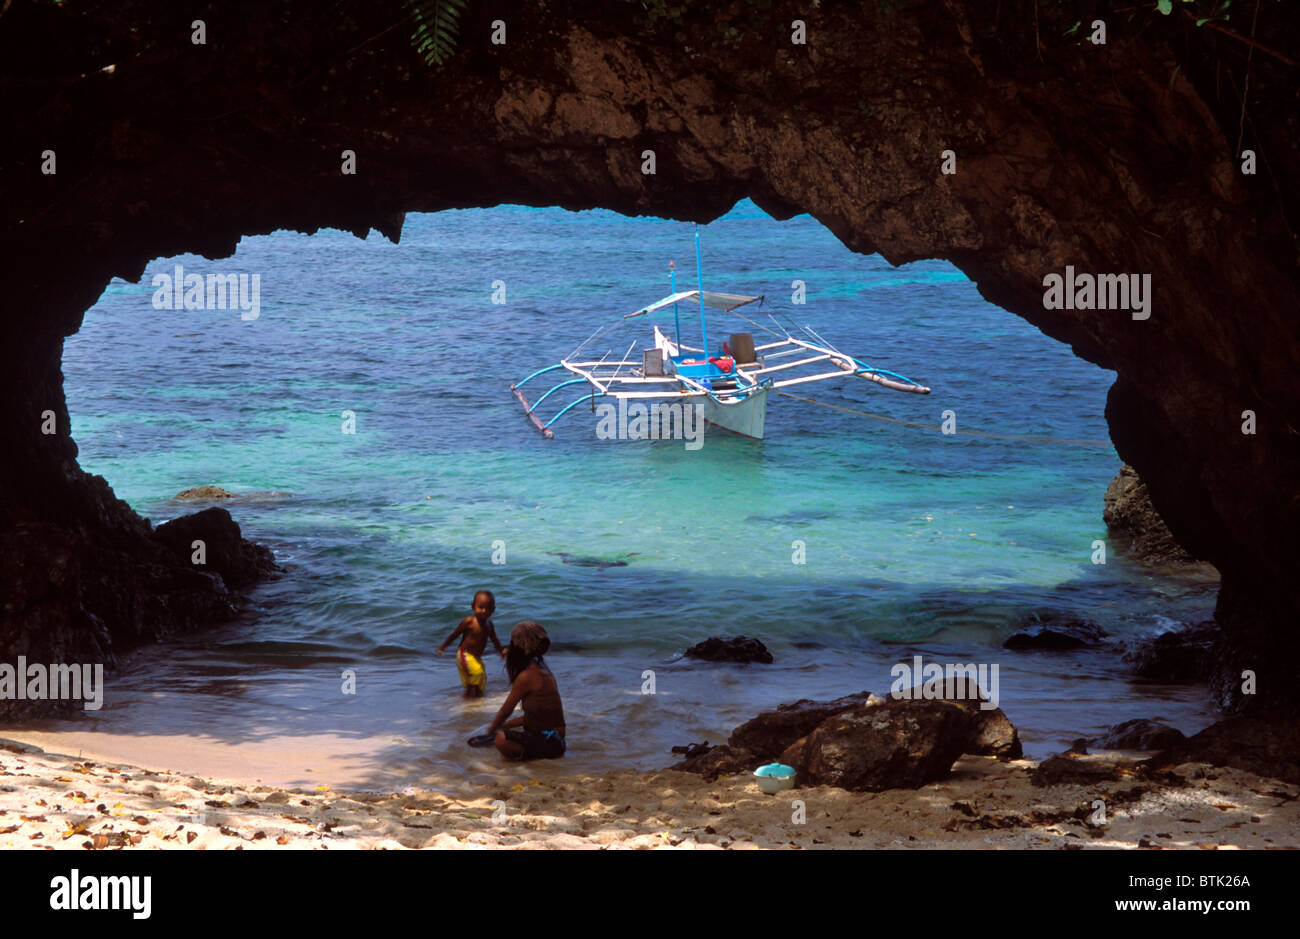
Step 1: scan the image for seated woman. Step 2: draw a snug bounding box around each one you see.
[486,621,566,760]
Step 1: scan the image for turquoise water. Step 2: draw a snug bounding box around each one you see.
[52,201,1217,787]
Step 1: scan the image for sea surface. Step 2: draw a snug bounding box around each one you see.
[38,200,1218,789]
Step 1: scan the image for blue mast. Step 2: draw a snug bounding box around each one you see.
[694,225,708,354]
[669,260,681,351]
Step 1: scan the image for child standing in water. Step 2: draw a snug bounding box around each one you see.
[436,590,504,698]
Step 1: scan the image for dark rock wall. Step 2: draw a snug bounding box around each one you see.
[2,1,1297,712]
[1103,464,1197,567]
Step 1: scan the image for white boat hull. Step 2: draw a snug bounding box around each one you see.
[704,386,768,439]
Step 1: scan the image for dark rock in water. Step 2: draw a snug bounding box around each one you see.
[0,475,278,720]
[1031,753,1125,787]
[668,744,757,781]
[1089,718,1186,751]
[153,507,278,590]
[1103,464,1197,567]
[1144,717,1300,785]
[549,551,629,568]
[1122,620,1216,682]
[780,698,977,792]
[684,635,773,664]
[173,485,236,500]
[896,678,1023,759]
[729,691,884,760]
[673,684,1022,784]
[1004,613,1107,650]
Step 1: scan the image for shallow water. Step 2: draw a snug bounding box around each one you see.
[28,201,1218,788]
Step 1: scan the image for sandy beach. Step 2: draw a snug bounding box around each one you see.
[2,736,1295,850]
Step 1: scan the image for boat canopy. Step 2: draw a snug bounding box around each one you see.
[624,290,763,319]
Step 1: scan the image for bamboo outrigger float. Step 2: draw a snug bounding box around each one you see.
[510,228,930,440]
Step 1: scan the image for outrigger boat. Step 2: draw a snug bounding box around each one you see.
[510,228,931,440]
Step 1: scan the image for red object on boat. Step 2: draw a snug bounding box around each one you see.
[709,356,735,373]
[512,386,554,438]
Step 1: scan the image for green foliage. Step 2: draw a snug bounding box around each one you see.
[407,0,468,66]
[1155,0,1231,24]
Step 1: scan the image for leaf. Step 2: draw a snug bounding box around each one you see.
[1157,0,1172,13]
[407,0,469,67]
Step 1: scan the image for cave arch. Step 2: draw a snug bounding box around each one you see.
[2,1,1296,715]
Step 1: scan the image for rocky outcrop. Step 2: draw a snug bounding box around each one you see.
[1145,717,1300,785]
[728,691,883,759]
[1004,613,1107,651]
[1123,620,1218,683]
[670,690,883,777]
[0,497,276,719]
[152,508,279,590]
[174,486,236,501]
[672,686,1021,784]
[684,636,773,664]
[780,699,977,792]
[3,2,1299,713]
[1103,465,1197,567]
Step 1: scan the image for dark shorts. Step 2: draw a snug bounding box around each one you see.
[504,728,566,760]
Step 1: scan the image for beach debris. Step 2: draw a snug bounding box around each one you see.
[683,636,773,664]
[1003,612,1107,650]
[670,741,712,759]
[779,699,977,792]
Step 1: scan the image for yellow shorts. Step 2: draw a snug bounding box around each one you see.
[457,649,485,689]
